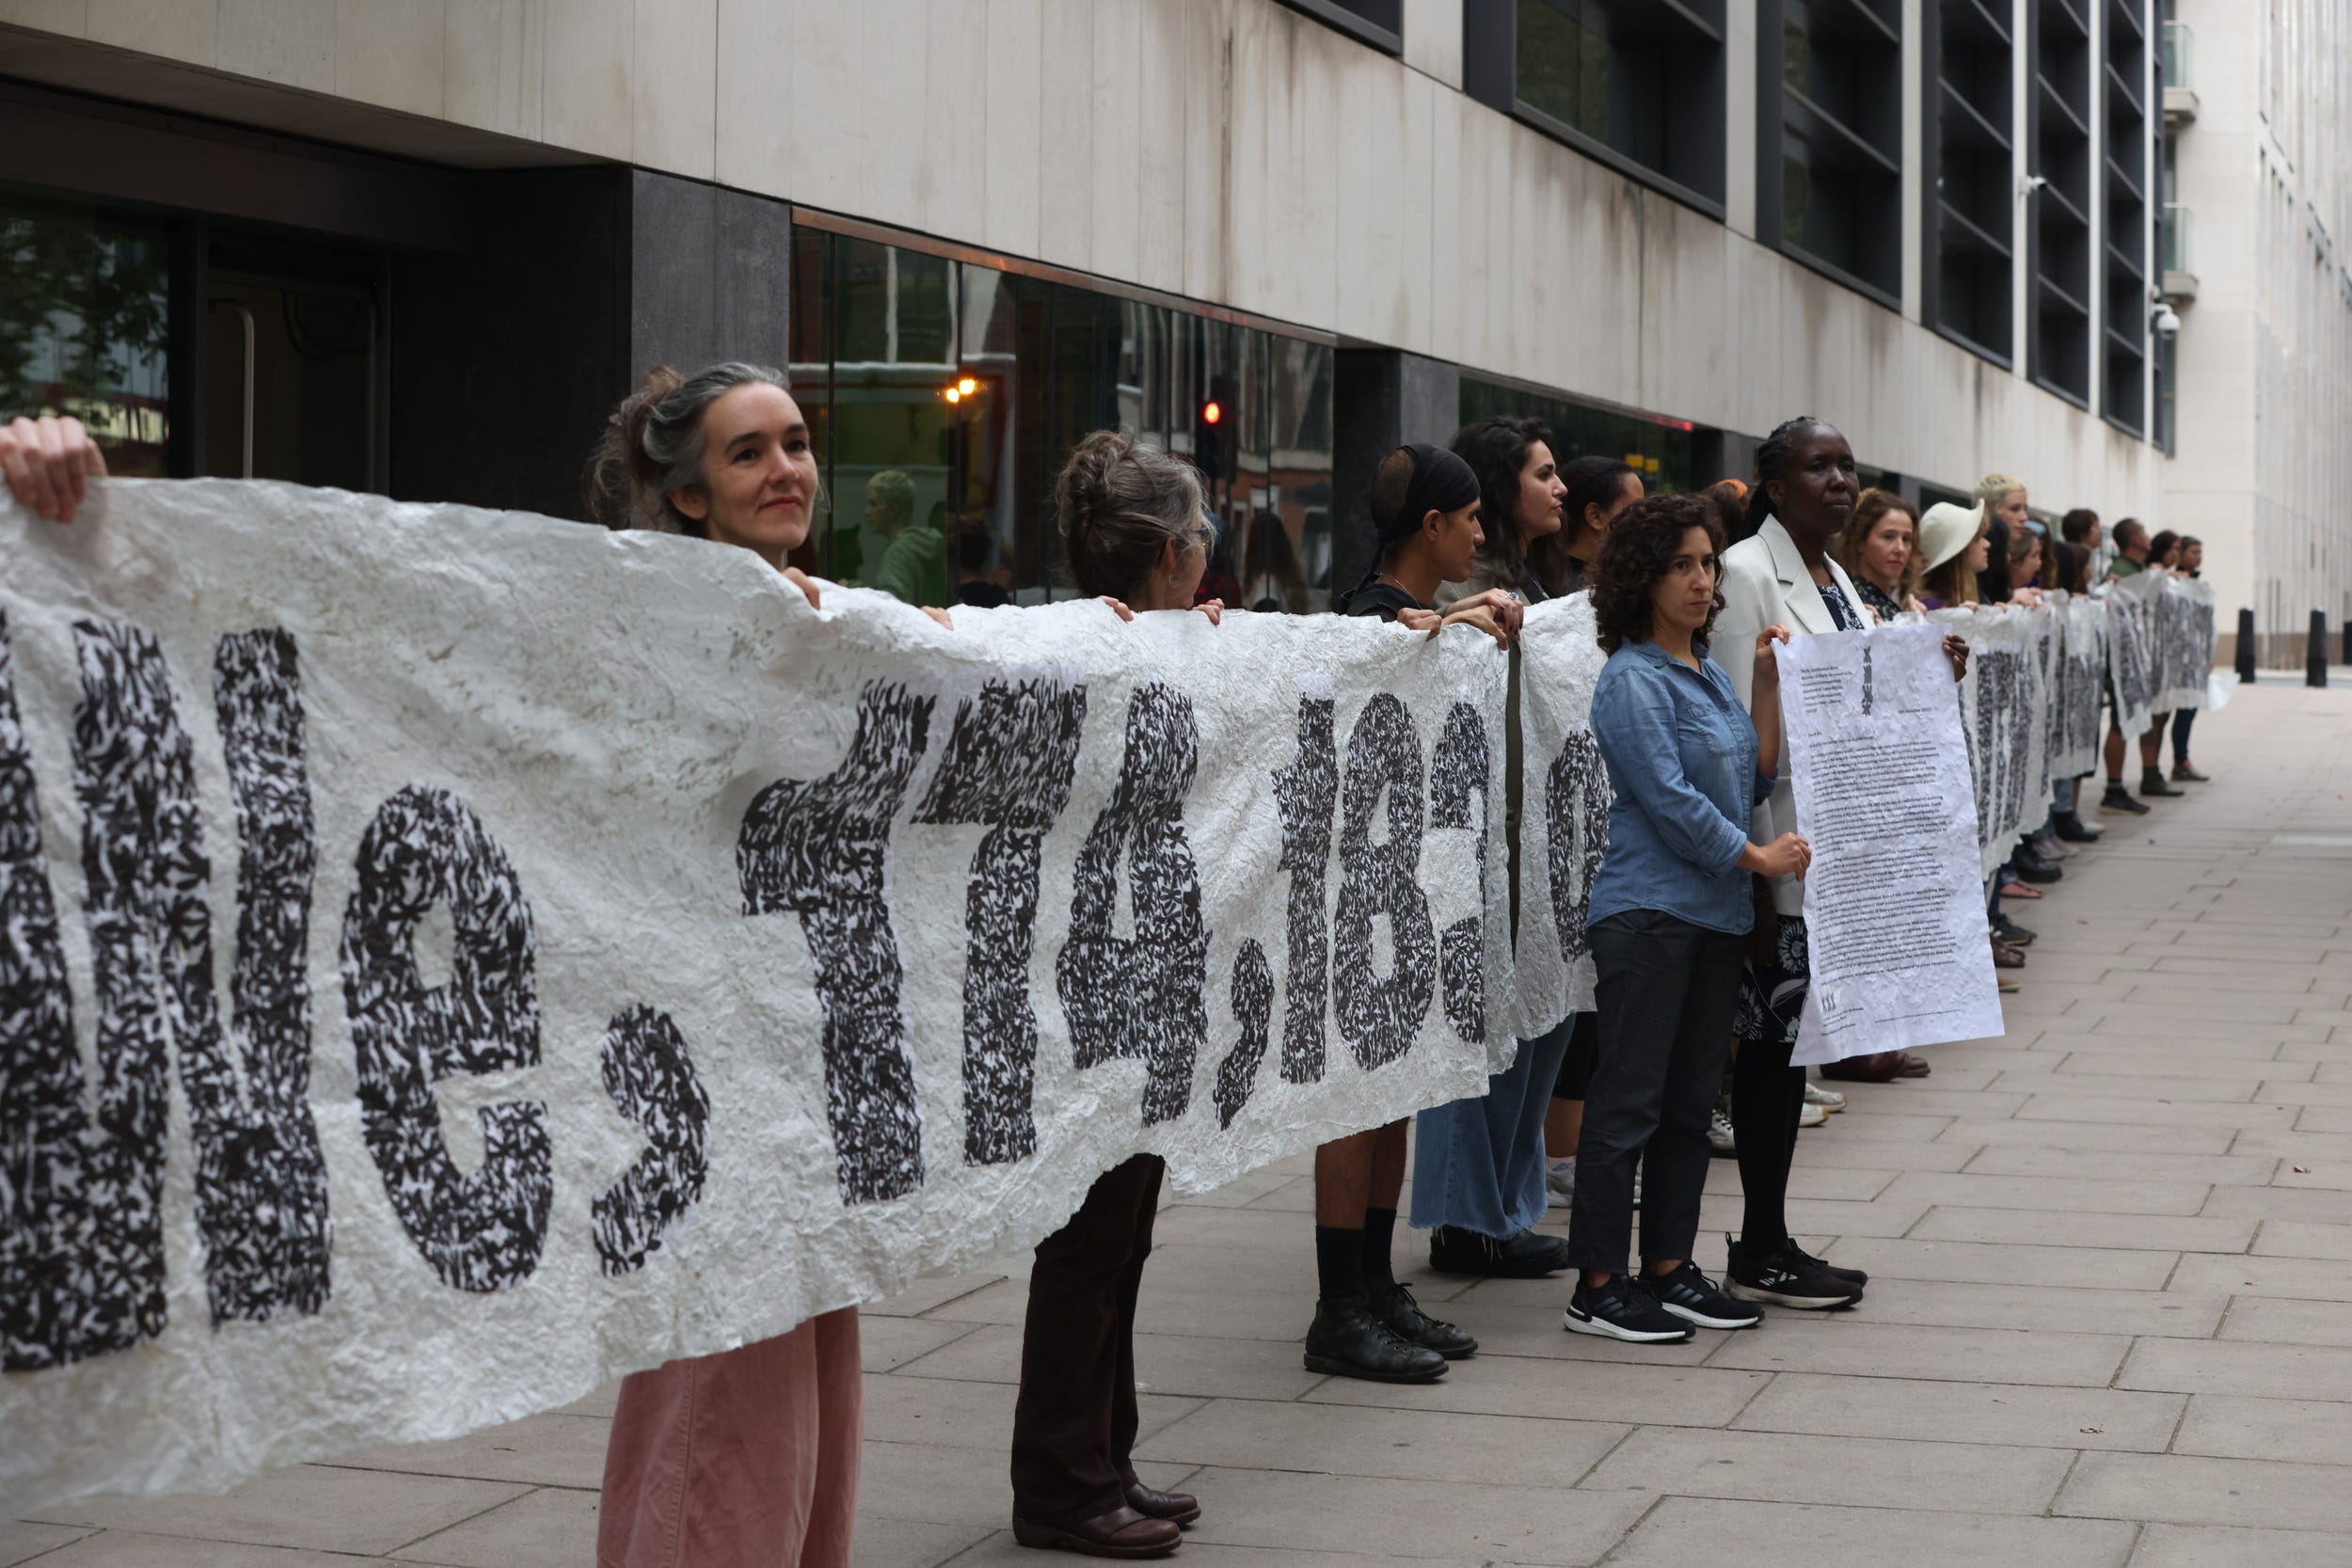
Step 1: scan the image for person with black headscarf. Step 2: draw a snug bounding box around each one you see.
[1334,442,1518,641]
[1302,443,1521,1387]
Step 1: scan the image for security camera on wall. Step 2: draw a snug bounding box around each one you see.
[2153,303,2183,341]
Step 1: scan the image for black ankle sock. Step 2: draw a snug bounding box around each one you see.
[1315,1226,1364,1302]
[1360,1207,1399,1291]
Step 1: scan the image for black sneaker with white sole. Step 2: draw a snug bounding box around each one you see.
[1724,1239,1863,1309]
[1643,1261,1762,1330]
[1783,1240,1867,1291]
[1563,1275,1694,1343]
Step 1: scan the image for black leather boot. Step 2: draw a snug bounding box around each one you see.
[1302,1294,1448,1382]
[1369,1280,1478,1359]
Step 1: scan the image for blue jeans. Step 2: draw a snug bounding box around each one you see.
[1408,1019,1575,1238]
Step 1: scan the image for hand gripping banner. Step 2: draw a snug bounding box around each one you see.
[0,480,1512,1510]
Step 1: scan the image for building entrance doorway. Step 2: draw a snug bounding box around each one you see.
[200,266,381,492]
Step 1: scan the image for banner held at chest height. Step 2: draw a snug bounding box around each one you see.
[0,483,2217,1509]
[0,481,1551,1510]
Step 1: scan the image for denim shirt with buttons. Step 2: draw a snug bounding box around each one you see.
[1584,638,1777,936]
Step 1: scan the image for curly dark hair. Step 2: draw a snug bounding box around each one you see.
[1591,493,1726,655]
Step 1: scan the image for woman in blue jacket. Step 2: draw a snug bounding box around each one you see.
[1564,493,1809,1343]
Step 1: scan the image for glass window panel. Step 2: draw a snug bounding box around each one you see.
[1518,0,1610,142]
[1272,337,1335,610]
[0,200,171,476]
[1457,375,1697,495]
[792,225,1335,611]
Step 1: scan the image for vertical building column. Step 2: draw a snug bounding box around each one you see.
[1330,349,1462,598]
[628,169,795,381]
[1901,0,1925,322]
[1725,0,1759,238]
[2012,0,2033,385]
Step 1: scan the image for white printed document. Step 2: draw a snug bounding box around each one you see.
[1774,625,2005,1064]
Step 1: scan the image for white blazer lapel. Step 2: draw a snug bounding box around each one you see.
[1765,519,1837,634]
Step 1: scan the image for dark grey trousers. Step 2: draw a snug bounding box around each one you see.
[1567,910,1746,1275]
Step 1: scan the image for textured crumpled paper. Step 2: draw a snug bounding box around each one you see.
[0,480,1514,1511]
[1503,595,1609,1042]
[1780,625,2003,1065]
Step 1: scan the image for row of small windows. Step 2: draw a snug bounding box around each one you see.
[1285,0,2157,440]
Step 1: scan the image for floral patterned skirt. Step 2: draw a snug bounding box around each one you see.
[1733,914,1811,1046]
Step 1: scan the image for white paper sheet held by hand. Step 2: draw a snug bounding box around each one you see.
[1773,624,2004,1065]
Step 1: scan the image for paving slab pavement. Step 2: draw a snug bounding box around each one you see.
[17,680,2352,1563]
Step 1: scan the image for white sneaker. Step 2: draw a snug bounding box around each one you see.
[1708,1106,1737,1156]
[1802,1082,1846,1114]
[1799,1101,1828,1129]
[1546,1159,1575,1207]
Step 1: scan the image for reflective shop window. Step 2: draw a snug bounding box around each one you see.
[1493,0,1726,209]
[789,226,1335,611]
[1456,376,1697,495]
[0,201,170,476]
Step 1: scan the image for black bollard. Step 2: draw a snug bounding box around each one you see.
[2237,609,2257,684]
[2309,610,2329,688]
[2343,618,2351,668]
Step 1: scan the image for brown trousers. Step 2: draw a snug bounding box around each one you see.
[1010,1154,1166,1526]
[598,1307,862,1568]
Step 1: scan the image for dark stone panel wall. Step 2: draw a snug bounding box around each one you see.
[1329,349,1462,599]
[391,167,792,524]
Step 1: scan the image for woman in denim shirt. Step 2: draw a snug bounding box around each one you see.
[1563,494,1811,1344]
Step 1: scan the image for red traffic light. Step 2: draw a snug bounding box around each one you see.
[1200,400,1222,426]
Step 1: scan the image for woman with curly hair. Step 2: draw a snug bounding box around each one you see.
[1562,493,1807,1342]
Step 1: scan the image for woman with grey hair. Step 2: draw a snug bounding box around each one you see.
[0,375,883,1568]
[1008,427,1222,1560]
[585,361,886,1568]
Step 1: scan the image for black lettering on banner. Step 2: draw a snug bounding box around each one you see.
[1331,693,1435,1070]
[1,622,337,1372]
[1544,730,1609,966]
[912,677,1086,1165]
[592,1006,708,1275]
[1214,940,1274,1130]
[0,616,161,1370]
[1427,702,1488,1043]
[1056,681,1209,1126]
[2039,629,2064,761]
[196,631,332,1323]
[738,681,934,1204]
[341,785,552,1292]
[1270,695,1337,1083]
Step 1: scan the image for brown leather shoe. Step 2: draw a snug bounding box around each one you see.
[1892,1052,1931,1077]
[1013,1506,1183,1558]
[1991,938,2026,969]
[1820,1051,1903,1084]
[1124,1481,1201,1525]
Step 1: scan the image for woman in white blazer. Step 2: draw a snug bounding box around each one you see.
[1712,419,1969,1311]
[1712,418,1883,1311]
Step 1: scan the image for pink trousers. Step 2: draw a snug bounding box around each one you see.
[597,1307,863,1568]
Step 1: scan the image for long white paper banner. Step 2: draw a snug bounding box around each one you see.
[0,480,1514,1510]
[0,480,2220,1511]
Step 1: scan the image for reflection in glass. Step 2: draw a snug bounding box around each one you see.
[1458,376,1696,493]
[0,202,170,476]
[1519,0,1611,142]
[790,224,1333,610]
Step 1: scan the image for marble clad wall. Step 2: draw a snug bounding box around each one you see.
[0,0,2159,508]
